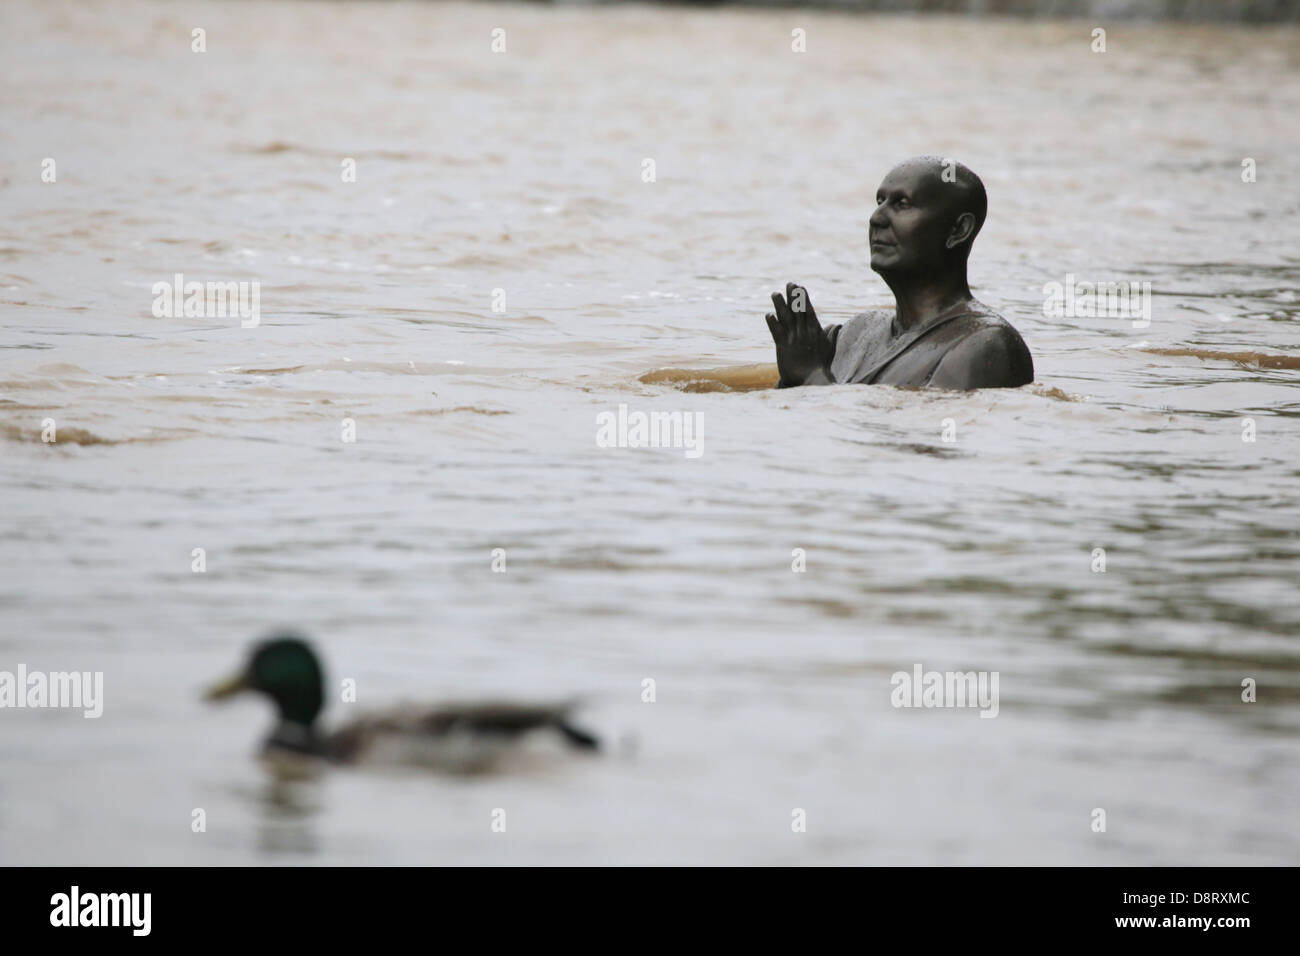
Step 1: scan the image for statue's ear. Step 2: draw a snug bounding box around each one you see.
[946,212,976,249]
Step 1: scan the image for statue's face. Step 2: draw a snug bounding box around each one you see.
[868,163,959,277]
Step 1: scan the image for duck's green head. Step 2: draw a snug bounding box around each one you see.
[206,634,325,727]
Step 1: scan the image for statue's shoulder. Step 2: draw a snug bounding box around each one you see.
[932,303,1034,387]
[946,302,1029,348]
[962,300,1020,332]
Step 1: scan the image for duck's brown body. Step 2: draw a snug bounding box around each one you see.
[208,635,599,773]
[324,701,599,768]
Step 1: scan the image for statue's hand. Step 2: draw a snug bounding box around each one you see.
[765,283,839,388]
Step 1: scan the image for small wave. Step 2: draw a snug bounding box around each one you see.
[1028,384,1087,402]
[1141,346,1300,370]
[0,365,96,389]
[0,422,177,446]
[412,406,510,417]
[640,363,778,393]
[234,141,429,162]
[643,366,1084,400]
[227,361,433,375]
[439,252,518,268]
[242,141,297,155]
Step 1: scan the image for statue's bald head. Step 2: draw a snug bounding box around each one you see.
[869,157,988,277]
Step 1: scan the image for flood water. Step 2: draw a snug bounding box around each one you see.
[1,0,1298,865]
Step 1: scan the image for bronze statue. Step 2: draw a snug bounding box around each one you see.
[766,157,1033,389]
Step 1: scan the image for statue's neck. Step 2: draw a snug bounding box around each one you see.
[883,268,973,335]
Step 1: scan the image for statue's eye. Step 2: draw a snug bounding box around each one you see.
[896,198,910,208]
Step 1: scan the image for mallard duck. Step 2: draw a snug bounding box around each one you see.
[205,633,599,772]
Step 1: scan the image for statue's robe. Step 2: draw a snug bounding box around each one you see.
[826,303,1033,388]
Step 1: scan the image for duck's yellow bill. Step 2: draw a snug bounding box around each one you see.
[204,672,247,701]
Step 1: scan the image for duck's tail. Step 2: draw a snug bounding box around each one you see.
[555,719,600,751]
